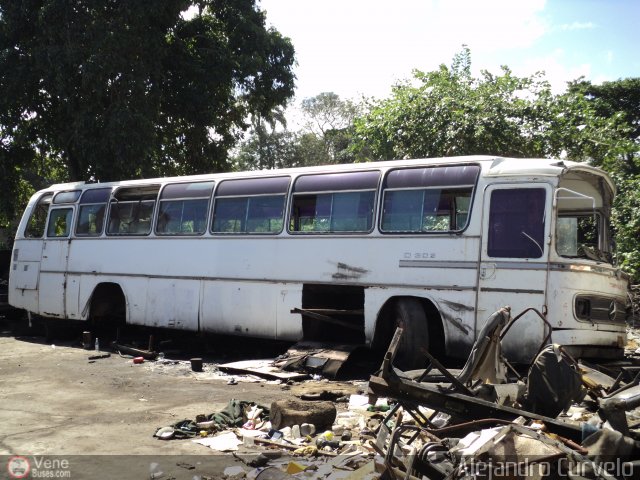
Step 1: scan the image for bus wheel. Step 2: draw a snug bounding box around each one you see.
[393,298,429,371]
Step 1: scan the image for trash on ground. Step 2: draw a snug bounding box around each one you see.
[194,431,243,452]
[218,359,310,381]
[273,341,360,379]
[112,341,157,360]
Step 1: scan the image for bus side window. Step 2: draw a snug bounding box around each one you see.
[76,204,106,236]
[107,185,160,236]
[211,177,289,235]
[46,208,73,238]
[108,201,155,235]
[212,195,286,234]
[289,171,380,234]
[246,196,285,233]
[156,181,214,236]
[380,165,479,234]
[24,193,53,238]
[76,188,110,237]
[212,197,247,233]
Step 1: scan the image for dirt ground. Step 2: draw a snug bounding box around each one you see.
[0,317,365,479]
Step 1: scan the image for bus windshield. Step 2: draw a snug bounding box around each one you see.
[556,213,611,262]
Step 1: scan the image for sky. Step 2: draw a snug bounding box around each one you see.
[259,0,640,106]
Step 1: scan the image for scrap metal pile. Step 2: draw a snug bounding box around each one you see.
[368,307,640,480]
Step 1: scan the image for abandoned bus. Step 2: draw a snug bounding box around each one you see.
[9,156,630,367]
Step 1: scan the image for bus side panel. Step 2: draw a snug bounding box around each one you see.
[120,277,148,325]
[78,275,98,320]
[552,329,624,350]
[201,280,279,339]
[65,273,81,319]
[478,269,548,363]
[275,284,303,341]
[145,278,199,330]
[38,272,65,317]
[8,286,39,312]
[9,239,43,311]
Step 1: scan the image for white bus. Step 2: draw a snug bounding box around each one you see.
[9,156,630,368]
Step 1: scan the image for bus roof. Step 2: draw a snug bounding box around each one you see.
[44,155,614,194]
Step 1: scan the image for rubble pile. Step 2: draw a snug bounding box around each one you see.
[365,313,640,480]
[148,307,640,479]
[153,394,394,479]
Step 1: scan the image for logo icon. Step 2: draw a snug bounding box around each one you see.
[7,456,30,479]
[608,300,618,321]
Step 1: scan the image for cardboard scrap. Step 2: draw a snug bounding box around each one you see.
[193,431,242,452]
[218,360,309,381]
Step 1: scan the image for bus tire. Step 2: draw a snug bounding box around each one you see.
[393,298,429,371]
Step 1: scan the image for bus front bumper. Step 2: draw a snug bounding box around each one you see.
[551,328,626,360]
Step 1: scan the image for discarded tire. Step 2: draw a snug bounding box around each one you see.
[393,298,429,371]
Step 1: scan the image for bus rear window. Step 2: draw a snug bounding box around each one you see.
[289,171,379,234]
[24,193,53,238]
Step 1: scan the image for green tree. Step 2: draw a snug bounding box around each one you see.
[0,0,295,186]
[560,79,640,279]
[234,123,300,171]
[0,126,66,239]
[353,48,556,161]
[301,92,360,163]
[233,92,362,170]
[295,132,331,166]
[233,126,329,171]
[570,79,640,144]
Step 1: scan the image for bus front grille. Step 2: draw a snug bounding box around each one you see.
[575,295,627,324]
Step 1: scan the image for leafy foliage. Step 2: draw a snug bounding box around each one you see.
[353,48,558,160]
[233,92,361,170]
[563,79,640,279]
[234,124,301,171]
[300,92,361,163]
[0,0,295,229]
[233,126,329,171]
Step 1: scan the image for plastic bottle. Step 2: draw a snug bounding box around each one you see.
[94,338,99,352]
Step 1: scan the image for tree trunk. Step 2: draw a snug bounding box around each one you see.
[270,399,336,430]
